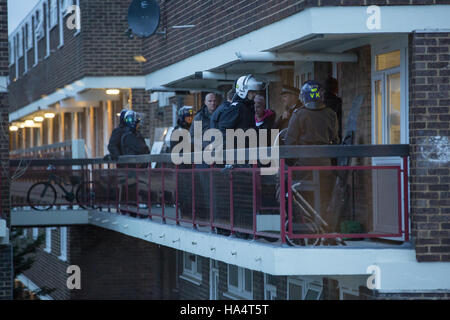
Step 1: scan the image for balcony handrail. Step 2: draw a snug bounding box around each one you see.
[10,141,74,155]
[9,144,410,167]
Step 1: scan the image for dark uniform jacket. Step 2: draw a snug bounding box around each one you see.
[285,104,339,167]
[210,96,255,150]
[107,125,125,160]
[121,127,150,156]
[324,92,343,142]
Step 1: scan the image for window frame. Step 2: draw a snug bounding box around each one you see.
[371,39,409,146]
[181,252,202,284]
[287,277,323,300]
[264,274,277,300]
[58,227,67,261]
[226,265,253,300]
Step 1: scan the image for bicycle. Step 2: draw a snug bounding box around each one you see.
[27,165,97,211]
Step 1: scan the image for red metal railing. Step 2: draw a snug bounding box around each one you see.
[8,146,411,245]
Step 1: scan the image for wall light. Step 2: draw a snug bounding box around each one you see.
[44,113,55,119]
[24,120,35,127]
[106,89,120,95]
[9,126,18,132]
[34,116,44,122]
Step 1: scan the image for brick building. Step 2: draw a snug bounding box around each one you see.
[5,0,450,300]
[0,0,12,301]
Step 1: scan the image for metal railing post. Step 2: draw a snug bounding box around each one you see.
[280,159,286,245]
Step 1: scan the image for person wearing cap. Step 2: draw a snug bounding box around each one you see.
[107,108,129,160]
[273,85,303,131]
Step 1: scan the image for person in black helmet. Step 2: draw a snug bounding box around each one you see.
[169,106,194,152]
[107,109,128,160]
[121,110,150,156]
[285,80,340,235]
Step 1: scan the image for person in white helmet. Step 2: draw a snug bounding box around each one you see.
[211,74,265,150]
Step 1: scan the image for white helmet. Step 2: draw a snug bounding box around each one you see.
[235,74,265,99]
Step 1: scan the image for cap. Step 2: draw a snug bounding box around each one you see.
[280,85,300,96]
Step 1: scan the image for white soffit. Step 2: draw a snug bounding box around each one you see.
[145,5,450,89]
[9,76,146,122]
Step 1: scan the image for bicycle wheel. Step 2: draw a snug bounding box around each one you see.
[27,182,57,211]
[76,181,98,209]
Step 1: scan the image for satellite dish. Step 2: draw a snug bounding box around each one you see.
[127,0,160,38]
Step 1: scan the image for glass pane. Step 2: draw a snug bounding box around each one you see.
[288,283,302,300]
[305,289,320,300]
[244,269,252,293]
[387,73,401,144]
[376,50,400,71]
[266,274,277,286]
[196,256,202,274]
[375,80,383,144]
[229,265,238,287]
[184,253,192,271]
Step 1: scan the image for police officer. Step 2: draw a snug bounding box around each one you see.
[285,80,339,233]
[107,109,128,160]
[121,110,150,156]
[273,85,303,131]
[211,74,265,150]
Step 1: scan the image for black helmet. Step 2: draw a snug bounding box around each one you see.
[300,81,325,110]
[177,106,193,129]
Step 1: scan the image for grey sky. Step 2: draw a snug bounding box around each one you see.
[8,0,40,35]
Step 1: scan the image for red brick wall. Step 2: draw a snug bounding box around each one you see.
[0,0,11,300]
[409,32,450,262]
[8,0,144,111]
[69,225,177,300]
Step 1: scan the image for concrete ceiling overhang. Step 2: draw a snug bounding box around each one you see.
[149,33,408,93]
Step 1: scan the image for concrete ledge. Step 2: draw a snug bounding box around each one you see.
[11,210,89,227]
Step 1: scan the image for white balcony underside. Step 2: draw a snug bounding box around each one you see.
[11,207,450,292]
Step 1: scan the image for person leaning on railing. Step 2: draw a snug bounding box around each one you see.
[284,81,340,232]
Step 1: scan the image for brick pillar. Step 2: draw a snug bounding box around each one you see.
[0,0,12,300]
[409,32,450,262]
[131,89,151,140]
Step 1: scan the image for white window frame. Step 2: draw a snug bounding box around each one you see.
[27,21,33,51]
[371,38,409,146]
[264,274,277,300]
[339,287,359,300]
[44,227,52,253]
[61,0,73,16]
[32,228,38,240]
[287,277,323,300]
[49,0,58,29]
[45,1,51,59]
[180,252,202,285]
[17,31,23,58]
[33,14,39,67]
[22,26,28,74]
[226,265,253,300]
[58,0,65,48]
[8,40,14,66]
[14,34,19,79]
[58,227,67,261]
[35,8,44,41]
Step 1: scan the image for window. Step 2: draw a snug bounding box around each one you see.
[61,0,73,16]
[287,277,323,300]
[35,9,44,40]
[227,265,253,300]
[59,227,67,261]
[372,44,407,146]
[181,253,202,283]
[49,0,58,29]
[32,228,38,240]
[264,274,277,300]
[17,32,23,58]
[44,227,52,253]
[8,41,13,65]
